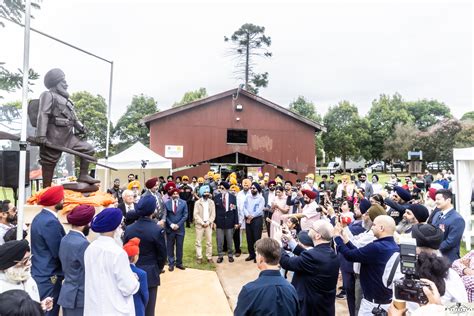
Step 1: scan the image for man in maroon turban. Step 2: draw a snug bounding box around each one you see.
[58,204,95,315]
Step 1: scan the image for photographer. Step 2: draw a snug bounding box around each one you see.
[282,190,319,231]
[388,224,467,313]
[385,186,412,225]
[388,278,445,316]
[334,215,399,315]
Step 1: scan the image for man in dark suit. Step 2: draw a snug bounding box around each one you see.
[31,186,66,316]
[280,220,340,316]
[124,195,167,316]
[431,189,465,263]
[58,204,95,316]
[214,182,238,263]
[164,188,188,271]
[118,189,139,226]
[142,177,166,227]
[235,238,299,316]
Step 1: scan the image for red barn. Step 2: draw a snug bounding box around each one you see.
[143,89,325,182]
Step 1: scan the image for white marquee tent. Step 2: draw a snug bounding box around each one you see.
[453,147,474,250]
[96,142,172,191]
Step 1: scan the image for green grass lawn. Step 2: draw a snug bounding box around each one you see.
[182,226,249,271]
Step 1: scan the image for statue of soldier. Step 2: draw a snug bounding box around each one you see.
[35,68,99,187]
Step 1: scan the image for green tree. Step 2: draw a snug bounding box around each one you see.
[172,88,208,107]
[224,23,272,94]
[289,96,321,123]
[405,99,451,130]
[415,118,462,164]
[366,93,413,161]
[1,1,41,98]
[114,94,157,152]
[0,100,21,108]
[382,122,420,162]
[322,101,369,170]
[70,91,110,157]
[461,111,474,121]
[288,96,324,164]
[454,120,474,148]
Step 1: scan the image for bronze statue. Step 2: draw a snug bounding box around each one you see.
[35,68,99,188]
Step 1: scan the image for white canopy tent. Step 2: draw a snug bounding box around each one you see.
[96,142,172,191]
[453,147,474,251]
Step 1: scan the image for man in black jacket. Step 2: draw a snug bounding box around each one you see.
[124,195,167,316]
[213,182,239,263]
[280,220,340,316]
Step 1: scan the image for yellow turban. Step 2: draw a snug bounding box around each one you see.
[213,173,221,181]
[230,178,238,185]
[207,171,214,177]
[197,177,205,184]
[306,173,315,180]
[230,185,240,193]
[127,180,141,190]
[242,179,252,186]
[230,172,237,178]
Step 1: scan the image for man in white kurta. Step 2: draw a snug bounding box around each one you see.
[84,207,139,316]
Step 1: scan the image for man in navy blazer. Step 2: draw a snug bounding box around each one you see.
[431,189,465,263]
[164,188,188,271]
[235,238,299,316]
[280,220,340,316]
[214,182,239,263]
[31,186,66,316]
[58,204,95,316]
[125,195,167,316]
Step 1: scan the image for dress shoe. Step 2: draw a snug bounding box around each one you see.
[235,252,241,257]
[196,258,202,264]
[168,266,174,272]
[176,265,186,270]
[245,256,255,262]
[207,258,214,263]
[228,257,234,263]
[217,257,224,263]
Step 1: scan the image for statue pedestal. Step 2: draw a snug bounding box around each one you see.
[62,182,99,193]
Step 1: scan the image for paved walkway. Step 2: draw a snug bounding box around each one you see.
[156,267,232,316]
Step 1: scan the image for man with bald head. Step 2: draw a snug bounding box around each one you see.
[334,215,399,315]
[280,220,340,315]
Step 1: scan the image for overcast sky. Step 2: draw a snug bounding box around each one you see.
[1,0,472,123]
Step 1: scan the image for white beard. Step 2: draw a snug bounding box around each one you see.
[4,265,31,282]
[113,227,124,247]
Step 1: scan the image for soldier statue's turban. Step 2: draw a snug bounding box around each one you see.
[44,68,65,89]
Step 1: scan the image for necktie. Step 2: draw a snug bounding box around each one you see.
[223,194,227,211]
[174,200,177,214]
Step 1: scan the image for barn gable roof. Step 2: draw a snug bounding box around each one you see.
[142,89,326,132]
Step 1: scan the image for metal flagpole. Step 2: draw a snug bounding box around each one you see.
[104,61,114,189]
[17,0,32,240]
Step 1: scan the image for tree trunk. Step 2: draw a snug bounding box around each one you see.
[245,32,249,90]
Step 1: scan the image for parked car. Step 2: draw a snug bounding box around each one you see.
[368,162,385,172]
[427,161,451,170]
[327,158,366,173]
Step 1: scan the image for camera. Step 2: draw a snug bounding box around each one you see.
[393,239,430,305]
[371,306,387,316]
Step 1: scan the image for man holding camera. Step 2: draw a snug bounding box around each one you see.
[334,215,399,315]
[385,186,412,225]
[280,220,340,316]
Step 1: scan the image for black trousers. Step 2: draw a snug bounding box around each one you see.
[186,201,195,227]
[223,228,241,253]
[264,210,272,235]
[145,286,158,316]
[245,216,263,258]
[342,271,356,316]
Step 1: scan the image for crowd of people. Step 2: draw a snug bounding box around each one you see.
[0,168,470,316]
